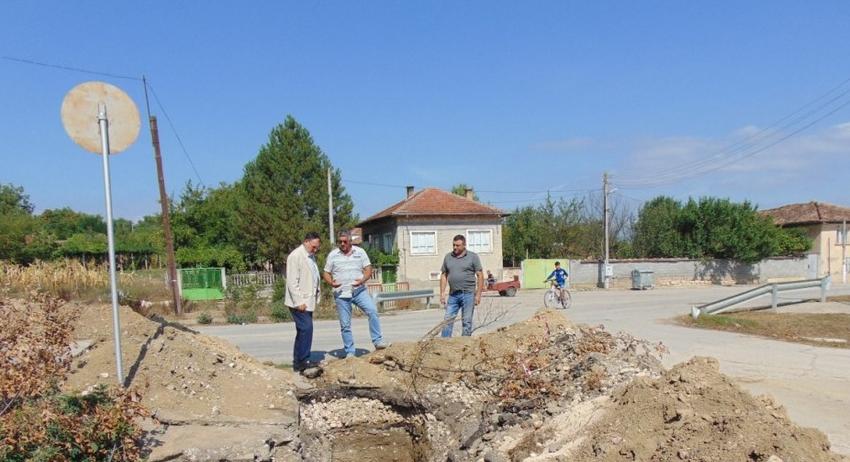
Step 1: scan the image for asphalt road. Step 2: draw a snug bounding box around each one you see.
[198,282,850,454]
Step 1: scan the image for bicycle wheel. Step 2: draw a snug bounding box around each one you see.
[543,289,559,308]
[560,290,572,309]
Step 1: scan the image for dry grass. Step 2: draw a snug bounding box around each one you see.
[0,260,170,303]
[678,312,850,348]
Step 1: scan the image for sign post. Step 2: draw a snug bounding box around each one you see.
[61,81,140,385]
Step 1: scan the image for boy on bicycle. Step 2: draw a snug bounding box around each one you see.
[544,261,569,298]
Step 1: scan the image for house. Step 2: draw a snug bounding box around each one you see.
[761,201,850,279]
[357,187,507,288]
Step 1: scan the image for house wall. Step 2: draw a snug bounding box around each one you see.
[394,217,504,289]
[817,223,848,278]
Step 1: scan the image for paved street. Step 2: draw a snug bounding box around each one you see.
[198,283,850,454]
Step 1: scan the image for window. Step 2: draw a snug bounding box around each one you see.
[410,231,437,255]
[382,233,393,252]
[467,229,492,253]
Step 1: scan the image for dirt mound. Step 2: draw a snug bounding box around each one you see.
[569,356,844,462]
[296,310,847,462]
[299,309,667,461]
[64,302,299,425]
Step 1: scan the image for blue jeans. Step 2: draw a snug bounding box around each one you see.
[289,308,313,368]
[441,291,475,337]
[334,286,385,355]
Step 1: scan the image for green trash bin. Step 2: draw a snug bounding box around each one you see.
[631,269,654,290]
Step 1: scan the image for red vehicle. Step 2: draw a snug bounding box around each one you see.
[484,275,521,297]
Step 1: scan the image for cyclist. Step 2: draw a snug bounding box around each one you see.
[544,261,569,303]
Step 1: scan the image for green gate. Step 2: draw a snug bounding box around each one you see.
[180,267,225,301]
[522,259,570,289]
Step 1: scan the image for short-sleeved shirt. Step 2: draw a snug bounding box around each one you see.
[324,246,371,297]
[441,250,482,292]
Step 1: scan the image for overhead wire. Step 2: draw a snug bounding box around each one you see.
[1,55,142,81]
[3,54,206,187]
[616,75,850,188]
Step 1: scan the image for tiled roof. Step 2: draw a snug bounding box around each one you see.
[761,201,850,225]
[359,188,506,226]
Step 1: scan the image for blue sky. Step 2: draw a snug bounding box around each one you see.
[2,1,850,221]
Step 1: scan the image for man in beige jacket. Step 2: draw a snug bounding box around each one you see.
[285,231,321,372]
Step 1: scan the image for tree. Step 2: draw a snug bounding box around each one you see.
[451,183,479,201]
[0,183,34,215]
[631,196,813,263]
[633,196,685,258]
[238,116,356,270]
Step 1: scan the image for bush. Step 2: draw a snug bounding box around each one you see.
[224,284,262,324]
[196,311,213,324]
[0,293,147,461]
[270,302,292,322]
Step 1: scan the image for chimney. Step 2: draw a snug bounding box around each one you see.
[406,186,415,198]
[464,187,474,200]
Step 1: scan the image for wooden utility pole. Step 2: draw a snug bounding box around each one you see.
[143,77,182,315]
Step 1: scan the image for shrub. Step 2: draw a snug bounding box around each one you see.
[0,293,147,461]
[270,302,292,322]
[196,311,213,324]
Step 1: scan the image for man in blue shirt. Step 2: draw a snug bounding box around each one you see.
[544,261,569,300]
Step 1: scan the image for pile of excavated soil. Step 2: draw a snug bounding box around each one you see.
[567,356,844,462]
[299,310,847,462]
[64,302,299,424]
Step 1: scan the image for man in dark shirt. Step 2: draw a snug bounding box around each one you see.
[439,234,484,337]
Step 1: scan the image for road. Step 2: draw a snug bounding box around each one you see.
[198,283,850,454]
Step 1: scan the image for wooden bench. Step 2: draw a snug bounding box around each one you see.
[372,289,435,312]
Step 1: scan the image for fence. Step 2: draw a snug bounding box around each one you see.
[366,281,411,310]
[227,271,277,288]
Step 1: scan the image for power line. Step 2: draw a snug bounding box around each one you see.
[342,179,408,188]
[616,75,850,188]
[1,55,142,81]
[146,82,205,187]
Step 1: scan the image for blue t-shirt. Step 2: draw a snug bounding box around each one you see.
[546,268,568,286]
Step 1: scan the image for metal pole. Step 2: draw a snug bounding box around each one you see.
[603,172,610,289]
[98,103,124,385]
[328,167,335,244]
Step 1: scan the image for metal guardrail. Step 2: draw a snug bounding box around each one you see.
[691,276,831,319]
[373,289,435,312]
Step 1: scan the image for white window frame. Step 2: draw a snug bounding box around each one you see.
[409,230,438,255]
[382,233,393,252]
[466,229,493,254]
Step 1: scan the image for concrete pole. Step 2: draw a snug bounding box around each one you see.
[328,168,335,244]
[603,172,610,289]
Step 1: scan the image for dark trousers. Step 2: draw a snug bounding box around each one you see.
[290,308,313,368]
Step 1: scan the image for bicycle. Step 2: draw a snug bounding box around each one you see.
[543,281,572,309]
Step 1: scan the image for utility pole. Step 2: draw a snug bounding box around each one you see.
[603,172,611,289]
[143,77,182,315]
[328,167,335,244]
[842,219,847,284]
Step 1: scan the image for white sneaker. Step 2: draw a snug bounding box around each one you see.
[374,341,390,350]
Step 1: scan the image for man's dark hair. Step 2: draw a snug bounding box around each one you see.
[304,231,321,241]
[453,234,466,243]
[555,261,560,266]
